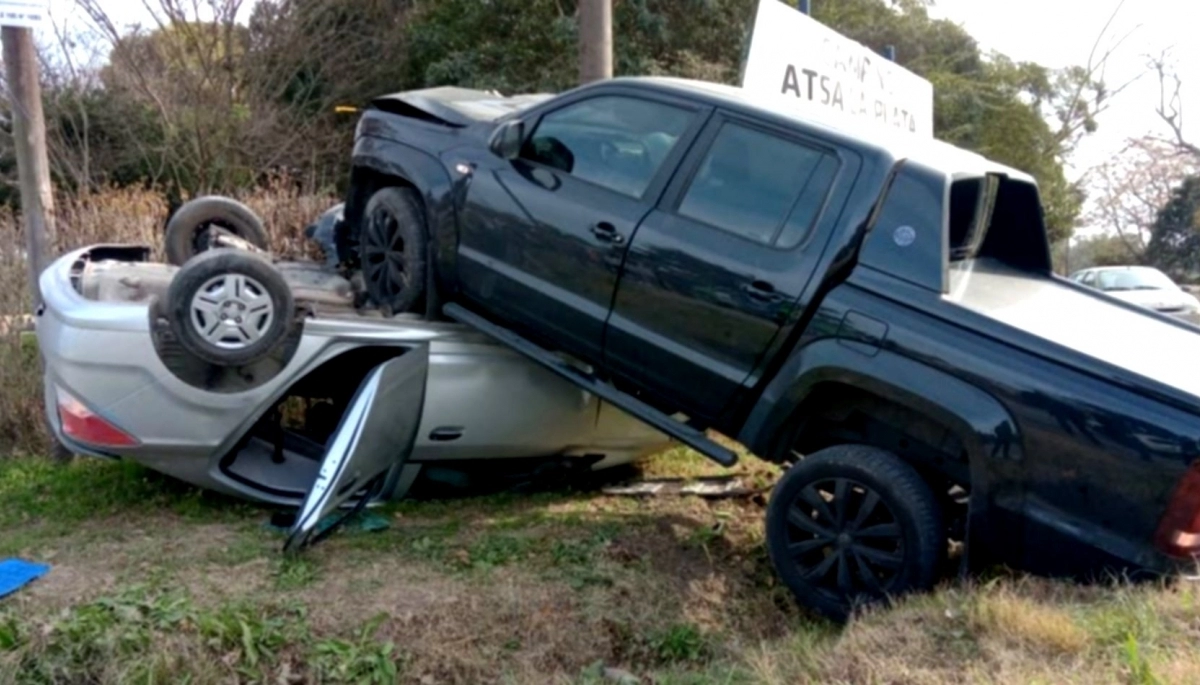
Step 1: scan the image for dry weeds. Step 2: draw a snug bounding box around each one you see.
[970,587,1091,657]
[0,182,338,455]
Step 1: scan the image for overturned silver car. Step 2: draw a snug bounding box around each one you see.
[36,229,670,546]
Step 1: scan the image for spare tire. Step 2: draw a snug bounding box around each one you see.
[166,248,295,367]
[165,196,270,266]
[359,187,428,314]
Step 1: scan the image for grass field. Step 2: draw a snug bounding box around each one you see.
[1,448,1197,684]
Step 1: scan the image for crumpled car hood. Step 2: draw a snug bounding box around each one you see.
[370,86,555,127]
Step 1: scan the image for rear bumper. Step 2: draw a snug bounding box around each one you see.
[37,245,288,497]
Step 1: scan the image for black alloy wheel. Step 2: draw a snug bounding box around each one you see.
[359,186,428,314]
[766,445,944,621]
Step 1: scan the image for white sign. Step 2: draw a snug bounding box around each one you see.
[0,0,46,29]
[741,0,934,137]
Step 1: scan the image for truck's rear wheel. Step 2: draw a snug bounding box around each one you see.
[165,196,270,266]
[359,186,428,314]
[765,444,945,622]
[167,248,295,367]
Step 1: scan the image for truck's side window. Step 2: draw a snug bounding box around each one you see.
[519,95,694,199]
[776,154,840,249]
[676,122,837,247]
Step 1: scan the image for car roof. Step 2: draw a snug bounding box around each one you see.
[596,76,1035,184]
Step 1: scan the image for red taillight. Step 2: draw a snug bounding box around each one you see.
[1155,459,1200,558]
[55,387,139,448]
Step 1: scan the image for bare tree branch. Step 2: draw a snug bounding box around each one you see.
[1149,50,1200,161]
[1051,0,1144,157]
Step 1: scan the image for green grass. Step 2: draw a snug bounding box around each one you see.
[0,457,253,529]
[3,454,1200,683]
[0,585,402,684]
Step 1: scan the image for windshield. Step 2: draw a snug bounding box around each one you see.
[1094,267,1177,291]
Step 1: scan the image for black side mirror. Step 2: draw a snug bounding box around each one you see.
[489,120,525,160]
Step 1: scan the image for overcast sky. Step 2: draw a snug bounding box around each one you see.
[39,0,1198,234]
[931,0,1196,177]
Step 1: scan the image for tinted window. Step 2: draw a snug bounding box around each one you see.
[520,95,694,198]
[777,155,839,249]
[677,122,836,246]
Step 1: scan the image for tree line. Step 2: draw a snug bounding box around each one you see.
[2,0,1118,246]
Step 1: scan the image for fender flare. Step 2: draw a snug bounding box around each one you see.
[343,136,458,284]
[738,337,1025,572]
[741,338,1022,462]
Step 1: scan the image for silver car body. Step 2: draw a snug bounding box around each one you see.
[37,245,671,507]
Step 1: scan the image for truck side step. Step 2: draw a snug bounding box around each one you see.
[444,303,739,468]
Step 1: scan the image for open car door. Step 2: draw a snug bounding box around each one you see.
[284,345,429,552]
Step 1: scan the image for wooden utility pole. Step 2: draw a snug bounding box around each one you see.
[2,23,55,309]
[579,0,612,84]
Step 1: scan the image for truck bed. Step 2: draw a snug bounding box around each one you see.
[948,258,1200,405]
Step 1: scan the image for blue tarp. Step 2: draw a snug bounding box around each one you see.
[0,559,50,599]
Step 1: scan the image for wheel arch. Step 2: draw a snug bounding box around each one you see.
[740,340,1022,468]
[340,138,457,282]
[739,339,1025,570]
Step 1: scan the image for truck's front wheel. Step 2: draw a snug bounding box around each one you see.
[359,186,428,315]
[765,444,945,622]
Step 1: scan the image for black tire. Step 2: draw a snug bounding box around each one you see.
[166,248,295,367]
[165,196,270,266]
[765,445,945,622]
[359,186,428,314]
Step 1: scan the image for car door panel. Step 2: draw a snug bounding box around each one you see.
[456,92,710,364]
[457,165,652,362]
[605,113,851,422]
[285,345,429,552]
[604,213,802,415]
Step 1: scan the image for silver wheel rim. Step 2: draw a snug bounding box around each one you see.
[189,273,275,350]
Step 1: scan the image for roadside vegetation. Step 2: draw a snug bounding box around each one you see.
[1,450,1197,683]
[30,0,1111,242]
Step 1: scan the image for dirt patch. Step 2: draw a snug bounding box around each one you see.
[13,562,119,610]
[5,514,271,606]
[298,558,468,631]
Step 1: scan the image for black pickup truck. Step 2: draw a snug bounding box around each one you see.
[331,76,1200,619]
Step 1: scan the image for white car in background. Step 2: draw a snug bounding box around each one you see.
[1068,265,1200,324]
